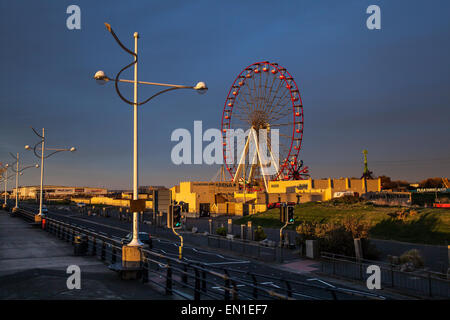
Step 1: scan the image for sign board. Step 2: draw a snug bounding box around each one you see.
[130,199,146,212]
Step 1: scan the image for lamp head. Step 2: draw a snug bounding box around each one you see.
[193,81,208,94]
[70,147,76,152]
[35,164,39,168]
[24,145,30,150]
[5,164,8,168]
[94,70,110,85]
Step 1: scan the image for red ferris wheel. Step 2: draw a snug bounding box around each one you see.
[221,61,309,190]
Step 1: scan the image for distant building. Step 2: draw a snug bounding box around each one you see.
[12,186,107,200]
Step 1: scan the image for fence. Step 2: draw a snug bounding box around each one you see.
[10,208,384,300]
[320,252,450,298]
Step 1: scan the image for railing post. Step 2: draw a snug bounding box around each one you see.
[332,254,336,275]
[101,241,106,261]
[194,268,201,300]
[166,261,173,295]
[92,237,97,256]
[250,273,258,299]
[201,270,207,292]
[359,262,363,280]
[428,272,433,297]
[182,264,188,285]
[224,271,230,301]
[329,289,338,300]
[284,279,292,298]
[111,246,116,264]
[390,264,394,287]
[231,280,238,300]
[142,260,149,283]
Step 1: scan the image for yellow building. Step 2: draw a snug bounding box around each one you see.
[170,178,381,216]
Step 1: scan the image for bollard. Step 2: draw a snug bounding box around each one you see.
[247,221,252,241]
[354,238,363,261]
[209,219,213,234]
[240,224,245,242]
[227,218,232,235]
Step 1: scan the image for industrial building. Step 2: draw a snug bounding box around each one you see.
[170,177,382,216]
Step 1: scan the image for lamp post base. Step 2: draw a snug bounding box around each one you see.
[11,207,19,214]
[107,245,143,280]
[34,214,42,224]
[122,244,142,269]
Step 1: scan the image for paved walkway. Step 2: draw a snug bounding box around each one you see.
[0,211,169,299]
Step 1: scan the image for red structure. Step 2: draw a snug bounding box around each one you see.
[221,61,308,185]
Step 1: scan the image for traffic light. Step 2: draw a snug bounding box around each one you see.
[173,205,182,229]
[287,205,294,224]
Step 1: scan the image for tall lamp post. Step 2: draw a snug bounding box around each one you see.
[1,164,13,209]
[8,152,39,213]
[25,127,76,223]
[94,23,207,264]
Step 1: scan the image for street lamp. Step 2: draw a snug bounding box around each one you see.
[25,127,76,222]
[8,152,39,212]
[94,22,207,258]
[1,163,13,209]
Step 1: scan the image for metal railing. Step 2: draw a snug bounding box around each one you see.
[11,208,385,300]
[320,252,450,298]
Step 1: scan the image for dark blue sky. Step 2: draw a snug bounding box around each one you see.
[1,0,449,189]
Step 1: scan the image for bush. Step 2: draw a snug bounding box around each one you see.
[215,226,227,236]
[295,216,379,259]
[254,226,267,241]
[399,249,424,268]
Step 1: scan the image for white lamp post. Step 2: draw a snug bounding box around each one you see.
[94,23,207,250]
[1,164,11,209]
[8,152,39,211]
[25,128,76,218]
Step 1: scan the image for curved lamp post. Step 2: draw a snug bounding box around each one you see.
[93,23,207,253]
[25,127,76,219]
[8,152,39,211]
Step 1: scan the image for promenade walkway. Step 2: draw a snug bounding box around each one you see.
[0,211,168,299]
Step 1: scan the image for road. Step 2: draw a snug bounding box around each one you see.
[18,202,392,300]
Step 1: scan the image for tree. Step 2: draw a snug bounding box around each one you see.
[418,178,443,188]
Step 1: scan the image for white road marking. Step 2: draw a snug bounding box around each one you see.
[203,261,250,266]
[307,278,336,288]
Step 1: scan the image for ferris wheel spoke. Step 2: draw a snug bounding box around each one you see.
[267,90,292,117]
[262,79,284,115]
[261,72,278,113]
